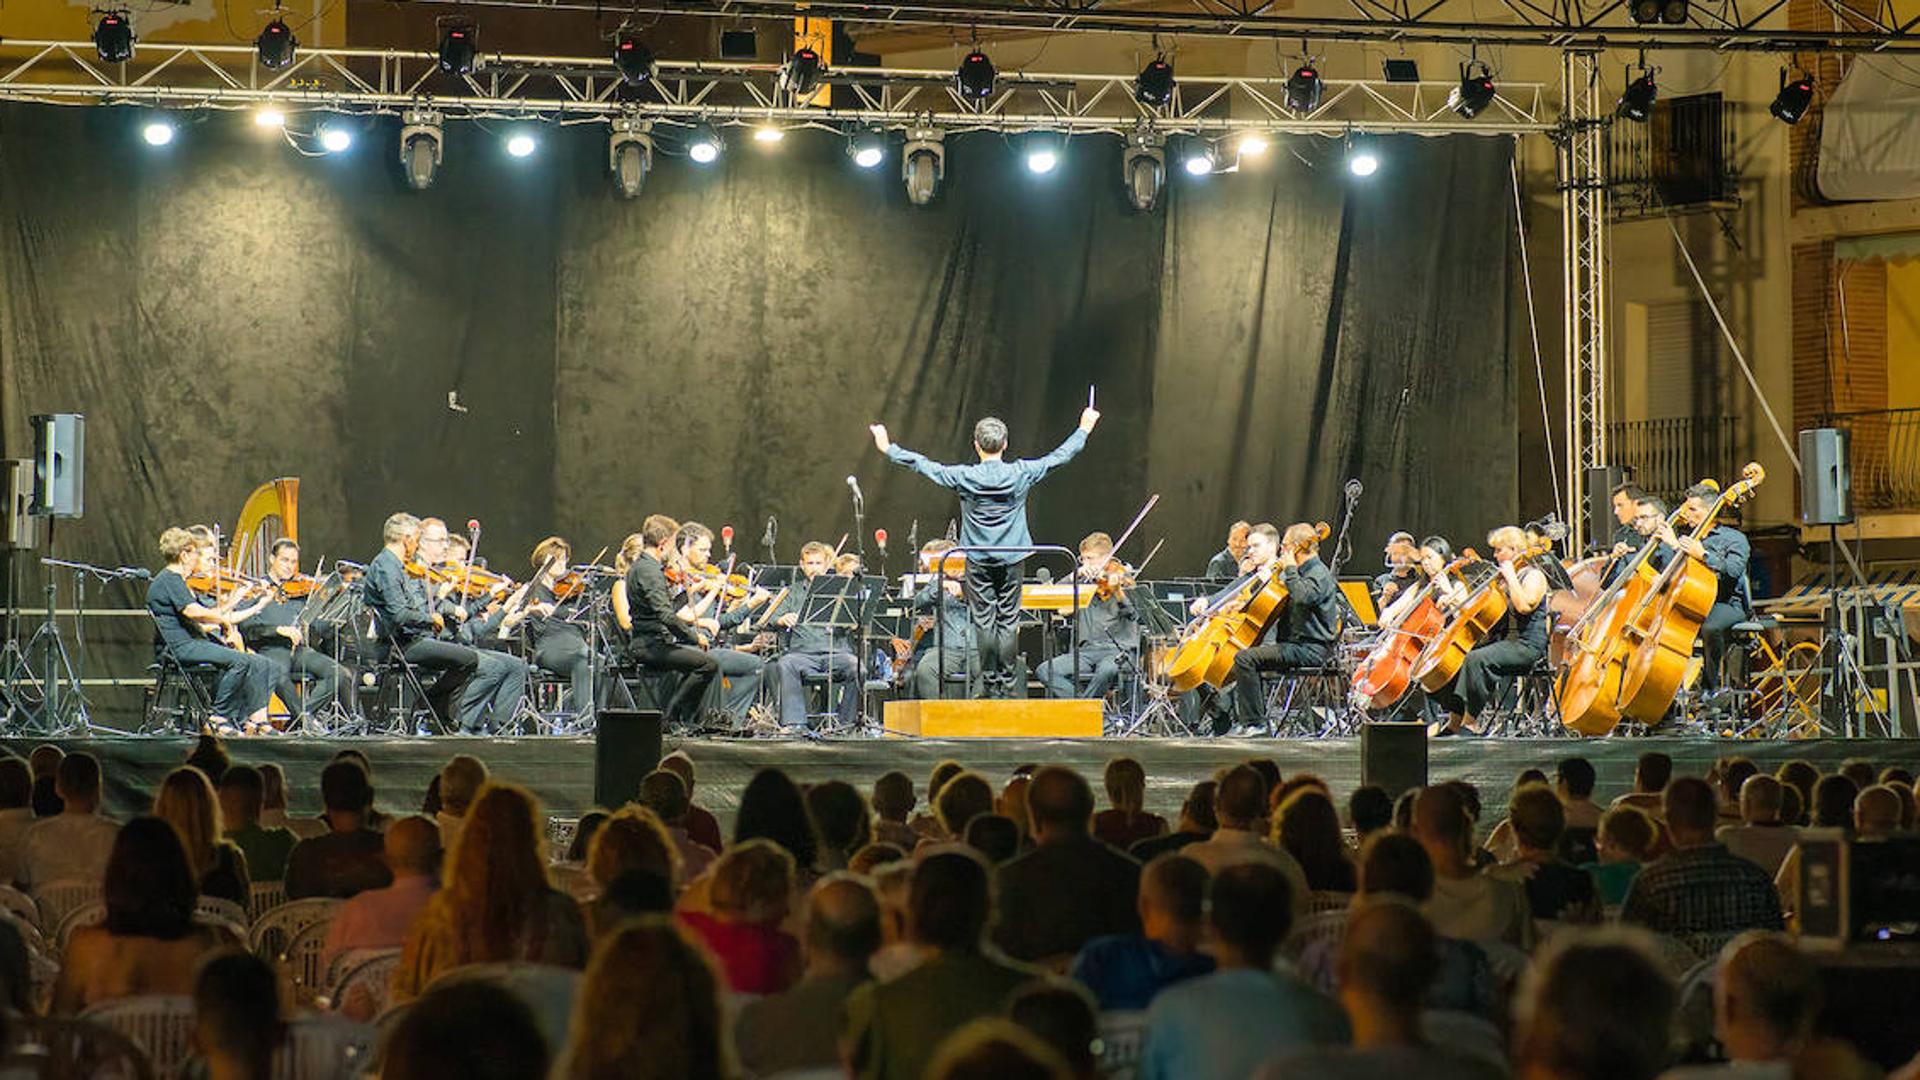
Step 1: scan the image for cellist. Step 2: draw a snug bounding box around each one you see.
[1652,481,1753,693]
[1199,523,1341,735]
[1601,497,1673,589]
[1428,526,1552,738]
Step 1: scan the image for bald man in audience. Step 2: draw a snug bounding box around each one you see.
[1180,765,1309,918]
[1855,784,1904,839]
[637,768,716,882]
[993,766,1141,966]
[1070,853,1216,1010]
[1716,774,1798,877]
[1662,932,1828,1080]
[736,873,881,1077]
[322,816,440,972]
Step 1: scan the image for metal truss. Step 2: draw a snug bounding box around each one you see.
[0,40,1550,134]
[1559,50,1610,556]
[397,0,1920,54]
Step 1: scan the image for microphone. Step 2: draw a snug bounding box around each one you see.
[466,518,480,533]
[874,528,888,553]
[1036,567,1054,585]
[1343,479,1363,502]
[846,475,864,504]
[721,525,735,553]
[123,566,152,579]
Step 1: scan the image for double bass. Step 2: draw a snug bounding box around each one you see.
[1412,535,1554,694]
[1555,499,1696,736]
[1615,464,1765,724]
[1349,551,1476,711]
[1166,522,1329,694]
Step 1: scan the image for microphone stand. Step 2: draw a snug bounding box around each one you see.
[1330,481,1364,577]
[761,517,778,567]
[851,489,867,558]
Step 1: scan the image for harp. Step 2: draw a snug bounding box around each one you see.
[228,478,299,577]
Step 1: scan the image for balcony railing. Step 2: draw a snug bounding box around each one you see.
[1815,408,1920,511]
[1606,417,1742,502]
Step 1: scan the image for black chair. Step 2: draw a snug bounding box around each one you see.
[1260,665,1352,737]
[141,653,220,735]
[1478,658,1564,737]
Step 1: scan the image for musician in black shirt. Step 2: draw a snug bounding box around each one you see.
[768,542,861,730]
[238,538,357,722]
[1195,523,1342,734]
[146,527,276,732]
[1374,532,1420,605]
[1038,532,1141,700]
[618,514,718,730]
[1204,521,1251,580]
[1427,525,1552,737]
[519,536,595,720]
[902,539,975,699]
[361,513,486,732]
[673,521,771,723]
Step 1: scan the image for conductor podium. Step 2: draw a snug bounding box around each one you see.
[884,699,1104,738]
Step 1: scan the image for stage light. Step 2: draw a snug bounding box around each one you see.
[506,131,537,158]
[781,47,825,98]
[256,18,296,70]
[1617,69,1658,122]
[438,23,478,76]
[1135,57,1176,107]
[753,125,785,144]
[1661,0,1690,22]
[400,109,444,190]
[848,129,885,169]
[320,125,352,153]
[1235,131,1271,158]
[613,33,656,86]
[1122,128,1165,212]
[1347,140,1379,177]
[1449,61,1497,119]
[1629,0,1688,21]
[609,117,654,199]
[1285,64,1323,114]
[1024,131,1063,175]
[956,50,996,100]
[1179,136,1216,176]
[254,107,286,129]
[94,12,135,64]
[902,125,945,206]
[1771,71,1815,125]
[141,119,174,147]
[687,123,723,164]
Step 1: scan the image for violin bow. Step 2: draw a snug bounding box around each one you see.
[1106,494,1160,559]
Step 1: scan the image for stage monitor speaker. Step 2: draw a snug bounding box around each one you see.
[1360,722,1427,799]
[593,708,663,807]
[1,461,35,550]
[1800,427,1853,525]
[1586,465,1628,551]
[29,413,83,519]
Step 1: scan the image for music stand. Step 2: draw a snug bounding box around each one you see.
[791,574,880,734]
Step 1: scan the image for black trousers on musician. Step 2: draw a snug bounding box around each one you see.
[704,648,766,723]
[1429,638,1545,719]
[965,560,1022,697]
[629,640,719,729]
[1038,643,1126,700]
[1699,602,1747,692]
[166,639,276,722]
[255,643,357,718]
[1222,641,1332,734]
[397,636,480,731]
[532,631,595,717]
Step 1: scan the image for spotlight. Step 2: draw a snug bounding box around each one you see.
[254,107,286,129]
[1135,57,1176,107]
[1236,131,1271,158]
[1617,69,1657,122]
[1449,61,1497,119]
[400,108,443,191]
[506,131,537,158]
[613,33,656,86]
[848,128,885,169]
[956,50,996,100]
[93,12,135,64]
[780,47,825,98]
[753,125,785,144]
[609,116,654,199]
[687,123,723,164]
[1179,136,1216,177]
[256,18,297,69]
[1285,64,1323,114]
[438,23,478,76]
[1661,0,1690,22]
[1347,139,1379,177]
[141,119,174,147]
[1629,0,1688,21]
[1771,71,1815,125]
[1024,131,1063,175]
[1122,128,1165,212]
[319,125,352,153]
[902,125,945,206]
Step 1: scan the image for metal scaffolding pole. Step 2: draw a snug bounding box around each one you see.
[1559,50,1609,555]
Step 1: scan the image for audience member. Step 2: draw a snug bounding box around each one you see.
[1774,762,1819,824]
[999,774,1034,841]
[1068,853,1214,1010]
[324,749,388,830]
[1777,783,1805,829]
[1810,774,1860,832]
[183,735,232,787]
[1413,784,1531,948]
[1258,902,1503,1080]
[1347,785,1394,847]
[1614,753,1673,817]
[965,814,1022,865]
[1496,784,1599,924]
[588,809,678,903]
[994,767,1142,966]
[1006,981,1101,1080]
[435,754,488,852]
[1717,774,1798,877]
[190,949,283,1080]
[637,770,715,883]
[155,766,251,907]
[660,751,724,853]
[677,839,801,994]
[561,917,726,1080]
[1093,758,1166,851]
[382,978,549,1080]
[867,861,920,980]
[1130,779,1215,862]
[217,765,295,883]
[1838,758,1877,793]
[925,1019,1073,1080]
[808,779,873,873]
[1141,862,1347,1079]
[394,783,589,1001]
[910,760,966,840]
[736,873,880,1076]
[843,849,1042,1080]
[1714,758,1760,827]
[0,757,35,886]
[1556,757,1604,829]
[849,841,907,875]
[935,772,997,842]
[872,770,919,850]
[1855,784,1903,839]
[53,817,230,1013]
[1277,789,1358,893]
[1622,778,1783,952]
[18,752,119,891]
[256,763,302,835]
[27,745,63,818]
[284,760,391,901]
[1660,932,1818,1080]
[1181,766,1308,916]
[731,768,820,889]
[563,810,610,865]
[1585,805,1656,908]
[1514,929,1677,1080]
[322,815,440,971]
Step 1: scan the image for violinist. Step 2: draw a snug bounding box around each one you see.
[1215,523,1342,735]
[1038,532,1141,700]
[1427,525,1552,738]
[419,518,529,730]
[673,522,769,722]
[146,528,276,736]
[766,541,862,729]
[619,515,719,731]
[901,539,975,700]
[1375,532,1420,604]
[362,514,484,732]
[1655,482,1753,692]
[835,552,865,577]
[239,539,358,723]
[1204,521,1253,580]
[519,536,596,721]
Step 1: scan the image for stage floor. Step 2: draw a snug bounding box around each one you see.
[4,733,1914,833]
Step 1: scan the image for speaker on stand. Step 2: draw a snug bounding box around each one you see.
[593,708,664,807]
[1800,428,1856,734]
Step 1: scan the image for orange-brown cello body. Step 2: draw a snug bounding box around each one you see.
[1349,590,1447,709]
[1166,522,1328,694]
[1412,579,1510,693]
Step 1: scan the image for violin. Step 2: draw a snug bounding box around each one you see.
[186,565,263,598]
[406,559,515,599]
[1084,558,1138,601]
[273,573,324,599]
[683,562,753,601]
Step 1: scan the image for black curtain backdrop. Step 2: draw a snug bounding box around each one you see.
[1,104,1515,647]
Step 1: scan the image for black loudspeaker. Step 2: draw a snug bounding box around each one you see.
[1800,427,1853,525]
[1360,722,1428,798]
[593,708,664,807]
[1586,465,1628,550]
[29,413,84,519]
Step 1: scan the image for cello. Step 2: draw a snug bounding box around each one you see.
[1412,534,1554,694]
[1555,499,1695,735]
[1165,522,1329,694]
[1614,464,1765,724]
[1349,550,1477,711]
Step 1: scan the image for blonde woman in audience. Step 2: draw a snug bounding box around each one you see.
[676,839,801,994]
[561,917,728,1080]
[585,809,679,937]
[393,782,589,1002]
[154,766,251,908]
